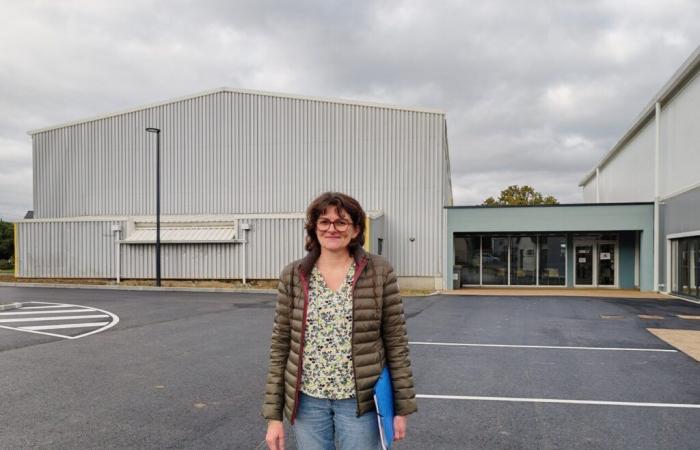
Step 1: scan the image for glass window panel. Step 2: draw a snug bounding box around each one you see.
[482,236,508,285]
[598,243,615,286]
[671,240,678,293]
[539,236,566,286]
[575,245,594,285]
[671,237,700,298]
[510,236,536,285]
[693,238,700,298]
[679,239,690,296]
[454,236,480,285]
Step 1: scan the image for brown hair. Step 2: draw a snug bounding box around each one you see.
[304,192,366,260]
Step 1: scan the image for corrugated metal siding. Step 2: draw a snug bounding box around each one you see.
[18,217,306,279]
[659,69,700,198]
[582,181,596,202]
[18,220,126,278]
[31,92,447,277]
[597,119,655,202]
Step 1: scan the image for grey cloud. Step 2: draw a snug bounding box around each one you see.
[1,0,700,219]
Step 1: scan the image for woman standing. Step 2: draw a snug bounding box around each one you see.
[263,192,417,450]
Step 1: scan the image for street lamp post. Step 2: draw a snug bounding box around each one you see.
[146,127,162,286]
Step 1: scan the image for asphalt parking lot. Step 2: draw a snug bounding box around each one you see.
[1,286,699,450]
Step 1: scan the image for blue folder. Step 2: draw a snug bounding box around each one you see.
[373,365,395,449]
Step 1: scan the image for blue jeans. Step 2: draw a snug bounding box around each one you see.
[293,392,380,450]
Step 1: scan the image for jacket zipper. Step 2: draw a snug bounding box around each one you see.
[350,257,368,417]
[290,270,310,425]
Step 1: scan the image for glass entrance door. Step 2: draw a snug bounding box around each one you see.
[598,242,616,286]
[675,237,700,298]
[575,244,594,285]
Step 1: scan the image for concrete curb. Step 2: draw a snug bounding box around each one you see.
[0,302,22,311]
[0,282,276,295]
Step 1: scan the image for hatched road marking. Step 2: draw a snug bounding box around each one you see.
[0,301,119,339]
[21,322,110,331]
[20,305,83,309]
[0,309,97,315]
[0,315,110,323]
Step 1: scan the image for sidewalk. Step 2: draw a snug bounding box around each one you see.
[0,281,677,300]
[0,281,277,295]
[442,287,670,299]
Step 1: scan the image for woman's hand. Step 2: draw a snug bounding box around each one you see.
[266,420,285,450]
[394,415,407,441]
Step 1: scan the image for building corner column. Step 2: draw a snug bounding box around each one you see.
[653,102,661,292]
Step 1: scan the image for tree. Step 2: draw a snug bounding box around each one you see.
[0,219,14,261]
[483,185,559,206]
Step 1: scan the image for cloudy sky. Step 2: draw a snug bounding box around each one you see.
[2,0,700,220]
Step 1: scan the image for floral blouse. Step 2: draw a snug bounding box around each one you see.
[300,262,356,399]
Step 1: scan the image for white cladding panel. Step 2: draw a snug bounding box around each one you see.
[17,220,126,278]
[31,91,447,277]
[596,120,655,202]
[17,217,306,279]
[582,180,596,202]
[659,71,700,197]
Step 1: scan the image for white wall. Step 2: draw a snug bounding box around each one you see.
[583,68,700,204]
[596,119,656,202]
[659,71,700,198]
[582,180,597,203]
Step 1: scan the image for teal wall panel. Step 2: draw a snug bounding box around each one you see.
[619,231,636,288]
[445,203,654,291]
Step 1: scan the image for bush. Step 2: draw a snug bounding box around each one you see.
[0,259,13,270]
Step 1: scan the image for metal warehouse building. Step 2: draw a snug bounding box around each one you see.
[16,88,452,289]
[579,46,700,299]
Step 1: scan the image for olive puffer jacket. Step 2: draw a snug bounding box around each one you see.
[262,248,417,423]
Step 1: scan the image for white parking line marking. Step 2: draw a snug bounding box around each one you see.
[417,394,700,409]
[669,294,700,305]
[19,305,72,309]
[409,341,677,352]
[0,301,119,339]
[0,309,96,315]
[20,322,109,331]
[0,315,108,323]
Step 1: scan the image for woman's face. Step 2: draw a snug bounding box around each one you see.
[316,206,359,254]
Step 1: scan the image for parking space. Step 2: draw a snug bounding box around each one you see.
[0,286,698,449]
[404,295,700,449]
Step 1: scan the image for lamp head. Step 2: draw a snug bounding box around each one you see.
[146,128,161,133]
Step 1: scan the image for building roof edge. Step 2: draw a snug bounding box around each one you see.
[27,87,446,135]
[579,45,700,187]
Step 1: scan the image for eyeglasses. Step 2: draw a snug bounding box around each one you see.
[316,218,351,232]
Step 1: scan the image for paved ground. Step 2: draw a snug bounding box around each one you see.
[1,286,699,449]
